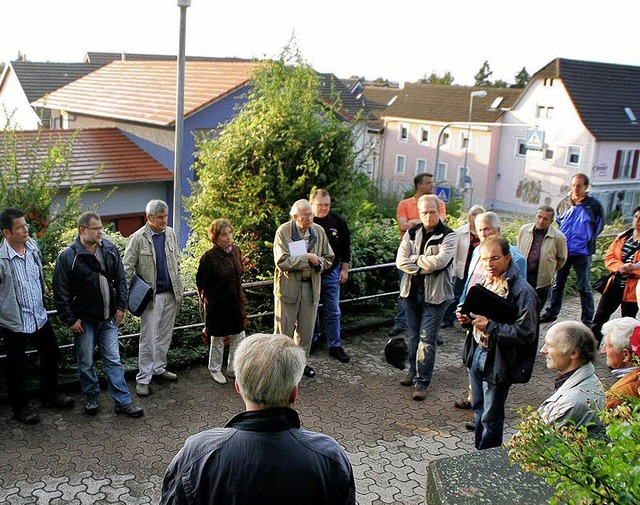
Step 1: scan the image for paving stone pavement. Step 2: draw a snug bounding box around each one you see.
[0,295,614,505]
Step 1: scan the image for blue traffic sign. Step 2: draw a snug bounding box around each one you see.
[435,186,450,203]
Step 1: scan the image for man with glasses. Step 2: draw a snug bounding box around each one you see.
[0,207,75,424]
[53,212,143,418]
[124,200,184,397]
[457,236,538,450]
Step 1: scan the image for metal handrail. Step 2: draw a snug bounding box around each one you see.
[2,262,398,358]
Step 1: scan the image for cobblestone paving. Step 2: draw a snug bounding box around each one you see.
[0,295,613,504]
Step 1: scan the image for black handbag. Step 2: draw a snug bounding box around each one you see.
[128,274,154,316]
[593,272,613,294]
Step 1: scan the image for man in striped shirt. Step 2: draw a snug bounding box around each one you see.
[0,208,75,425]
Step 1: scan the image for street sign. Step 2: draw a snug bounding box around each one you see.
[525,129,544,150]
[435,186,450,203]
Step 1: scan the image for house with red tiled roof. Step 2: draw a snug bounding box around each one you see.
[1,127,173,236]
[379,83,522,205]
[494,58,640,217]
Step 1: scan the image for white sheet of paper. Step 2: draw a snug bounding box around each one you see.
[288,240,307,257]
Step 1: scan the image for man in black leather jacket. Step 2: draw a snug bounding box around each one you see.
[53,211,143,418]
[161,333,355,505]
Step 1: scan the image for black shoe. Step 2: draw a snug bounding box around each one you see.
[465,422,475,432]
[437,339,444,346]
[310,340,318,355]
[539,313,557,323]
[440,321,454,329]
[42,393,76,409]
[303,365,316,378]
[329,346,351,363]
[387,327,405,337]
[84,394,99,415]
[412,386,427,401]
[454,399,472,410]
[115,402,144,418]
[14,406,40,425]
[400,374,414,387]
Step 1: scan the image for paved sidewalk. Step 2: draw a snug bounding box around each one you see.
[0,295,612,504]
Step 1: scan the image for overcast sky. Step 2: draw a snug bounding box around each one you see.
[2,0,639,86]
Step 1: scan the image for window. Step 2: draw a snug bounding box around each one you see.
[566,145,582,167]
[439,132,450,148]
[460,131,469,150]
[419,127,430,145]
[543,78,554,87]
[435,163,447,182]
[395,155,406,175]
[536,105,555,119]
[398,124,409,143]
[613,149,639,179]
[515,138,528,158]
[544,148,554,161]
[416,158,427,175]
[457,165,470,187]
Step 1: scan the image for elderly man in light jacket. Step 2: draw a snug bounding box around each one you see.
[396,194,456,401]
[123,200,184,397]
[538,321,604,428]
[273,199,334,379]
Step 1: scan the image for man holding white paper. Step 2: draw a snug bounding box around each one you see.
[273,199,334,378]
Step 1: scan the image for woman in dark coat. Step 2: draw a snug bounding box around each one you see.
[196,219,247,384]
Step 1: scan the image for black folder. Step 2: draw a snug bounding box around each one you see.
[460,284,518,324]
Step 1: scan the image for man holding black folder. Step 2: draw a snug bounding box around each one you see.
[458,236,538,450]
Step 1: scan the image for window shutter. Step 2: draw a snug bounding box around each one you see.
[632,150,640,179]
[613,150,621,179]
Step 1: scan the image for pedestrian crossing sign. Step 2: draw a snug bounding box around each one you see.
[435,186,450,203]
[525,129,544,150]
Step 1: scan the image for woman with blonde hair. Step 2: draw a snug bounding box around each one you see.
[196,219,247,384]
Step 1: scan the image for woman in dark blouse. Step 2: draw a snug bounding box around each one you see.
[196,219,247,384]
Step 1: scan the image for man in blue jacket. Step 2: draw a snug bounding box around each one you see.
[541,173,604,327]
[53,211,143,418]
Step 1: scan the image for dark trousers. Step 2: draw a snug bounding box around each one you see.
[1,320,61,412]
[592,283,638,344]
[535,286,551,313]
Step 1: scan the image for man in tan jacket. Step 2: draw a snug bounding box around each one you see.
[517,205,568,312]
[273,199,334,378]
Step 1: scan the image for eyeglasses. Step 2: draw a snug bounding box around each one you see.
[87,226,103,231]
[481,255,504,264]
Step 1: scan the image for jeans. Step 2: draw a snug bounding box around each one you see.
[404,284,448,388]
[1,321,61,412]
[592,283,638,344]
[75,318,132,407]
[470,346,512,450]
[314,265,342,348]
[442,276,465,325]
[393,270,408,330]
[544,255,594,326]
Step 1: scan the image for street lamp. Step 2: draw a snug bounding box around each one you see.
[173,0,191,247]
[461,90,487,175]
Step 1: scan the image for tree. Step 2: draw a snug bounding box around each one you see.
[425,71,454,85]
[186,46,372,281]
[493,79,509,88]
[474,60,493,87]
[511,67,530,88]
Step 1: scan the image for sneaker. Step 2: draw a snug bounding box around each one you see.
[454,399,472,410]
[210,371,227,384]
[14,406,40,425]
[115,403,144,418]
[412,386,427,401]
[303,365,316,378]
[136,383,150,396]
[329,346,351,363]
[155,371,178,381]
[539,313,557,323]
[400,374,415,387]
[84,394,99,415]
[387,326,406,337]
[42,393,76,409]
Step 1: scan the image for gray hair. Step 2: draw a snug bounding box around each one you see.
[475,211,502,232]
[146,200,169,217]
[467,205,486,223]
[550,321,598,363]
[601,317,639,353]
[233,333,306,408]
[78,211,100,229]
[289,199,311,217]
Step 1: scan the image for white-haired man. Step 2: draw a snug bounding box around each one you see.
[160,333,355,505]
[273,199,334,378]
[123,200,184,397]
[539,321,604,427]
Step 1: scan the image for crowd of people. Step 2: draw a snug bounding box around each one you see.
[1,171,639,501]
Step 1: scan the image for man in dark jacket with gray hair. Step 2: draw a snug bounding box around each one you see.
[53,211,143,418]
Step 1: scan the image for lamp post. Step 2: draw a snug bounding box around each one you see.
[173,0,191,246]
[461,90,487,177]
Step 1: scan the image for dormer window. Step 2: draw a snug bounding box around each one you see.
[543,78,554,87]
[489,97,504,110]
[625,107,638,124]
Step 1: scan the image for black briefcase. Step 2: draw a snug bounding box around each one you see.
[460,284,518,324]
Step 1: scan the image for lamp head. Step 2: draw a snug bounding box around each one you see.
[471,90,488,98]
